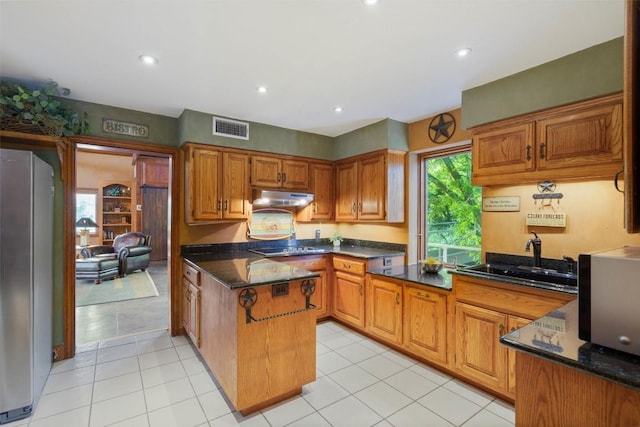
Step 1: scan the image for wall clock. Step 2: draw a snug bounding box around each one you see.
[428,112,456,144]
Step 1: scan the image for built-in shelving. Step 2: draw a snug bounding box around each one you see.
[100,182,135,244]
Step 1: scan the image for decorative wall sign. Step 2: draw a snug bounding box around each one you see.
[525,212,567,227]
[102,119,149,138]
[482,196,520,212]
[428,112,456,144]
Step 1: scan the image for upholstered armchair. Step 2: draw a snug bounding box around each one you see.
[81,232,152,276]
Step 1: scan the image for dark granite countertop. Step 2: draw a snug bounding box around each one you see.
[326,245,406,260]
[500,300,640,391]
[367,264,452,291]
[184,253,319,290]
[449,267,578,295]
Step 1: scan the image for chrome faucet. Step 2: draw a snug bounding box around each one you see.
[525,231,542,268]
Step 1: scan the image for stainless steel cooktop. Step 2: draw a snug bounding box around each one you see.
[249,246,327,257]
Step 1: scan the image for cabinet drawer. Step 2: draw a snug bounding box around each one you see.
[277,255,327,271]
[332,256,366,275]
[455,278,571,319]
[183,261,200,285]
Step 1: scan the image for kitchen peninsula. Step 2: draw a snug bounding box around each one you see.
[501,300,640,426]
[182,252,319,415]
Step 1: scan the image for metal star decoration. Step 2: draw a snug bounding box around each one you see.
[428,112,456,144]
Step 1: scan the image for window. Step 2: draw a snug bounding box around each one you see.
[420,148,481,267]
[76,189,98,234]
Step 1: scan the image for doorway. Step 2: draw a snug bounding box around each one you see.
[74,144,172,346]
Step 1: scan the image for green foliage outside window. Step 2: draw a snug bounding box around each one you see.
[426,152,481,266]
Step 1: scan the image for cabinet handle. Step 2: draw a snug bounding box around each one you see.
[277,172,282,182]
[417,291,430,299]
[358,202,362,212]
[352,202,356,213]
[359,284,363,296]
[526,144,532,161]
[499,324,504,334]
[217,199,222,210]
[396,293,400,305]
[224,200,228,211]
[282,173,287,182]
[539,143,546,159]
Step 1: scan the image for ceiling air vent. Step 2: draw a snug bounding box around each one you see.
[213,117,249,140]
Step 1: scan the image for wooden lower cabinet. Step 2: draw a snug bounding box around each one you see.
[333,270,365,328]
[366,276,402,344]
[182,261,201,347]
[455,302,509,391]
[453,275,575,399]
[404,285,448,367]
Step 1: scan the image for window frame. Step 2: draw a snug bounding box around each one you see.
[76,188,99,235]
[418,143,479,264]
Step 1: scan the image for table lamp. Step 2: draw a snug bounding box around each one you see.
[76,217,98,246]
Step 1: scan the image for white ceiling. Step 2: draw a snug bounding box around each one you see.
[0,0,625,137]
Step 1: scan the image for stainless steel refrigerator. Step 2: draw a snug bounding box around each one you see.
[0,149,53,424]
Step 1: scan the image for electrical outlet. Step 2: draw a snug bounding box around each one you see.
[315,230,321,239]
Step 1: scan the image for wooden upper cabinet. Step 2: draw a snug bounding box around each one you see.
[335,150,405,223]
[536,100,623,172]
[298,161,334,221]
[471,122,535,178]
[222,151,251,219]
[251,155,309,190]
[335,160,359,221]
[471,93,623,186]
[185,144,249,223]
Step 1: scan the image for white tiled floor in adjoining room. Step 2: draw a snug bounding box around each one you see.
[5,321,515,427]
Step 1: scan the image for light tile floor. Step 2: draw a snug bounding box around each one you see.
[76,261,169,345]
[5,322,515,427]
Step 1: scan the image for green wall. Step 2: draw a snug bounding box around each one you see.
[461,37,624,129]
[333,119,409,160]
[178,110,334,160]
[64,99,179,147]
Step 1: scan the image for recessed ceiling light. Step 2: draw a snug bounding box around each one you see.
[334,106,343,113]
[455,48,472,57]
[362,0,379,5]
[257,86,267,94]
[139,54,158,65]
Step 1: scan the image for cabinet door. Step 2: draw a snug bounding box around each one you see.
[536,101,623,172]
[471,122,535,185]
[358,154,386,220]
[190,148,222,221]
[404,286,448,365]
[182,278,191,336]
[366,277,402,344]
[222,152,250,219]
[188,282,201,347]
[251,155,281,188]
[455,302,508,391]
[306,162,334,221]
[311,270,329,318]
[333,271,365,328]
[335,160,358,221]
[507,315,532,396]
[281,159,309,190]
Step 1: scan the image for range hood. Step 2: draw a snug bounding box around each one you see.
[252,189,314,207]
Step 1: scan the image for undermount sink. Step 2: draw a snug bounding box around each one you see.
[464,263,577,287]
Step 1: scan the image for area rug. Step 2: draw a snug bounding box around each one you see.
[76,271,159,307]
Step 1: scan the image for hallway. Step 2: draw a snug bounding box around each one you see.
[76,261,168,345]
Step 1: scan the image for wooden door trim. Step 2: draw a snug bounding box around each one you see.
[70,135,181,359]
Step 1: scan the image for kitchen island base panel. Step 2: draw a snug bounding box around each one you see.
[239,388,302,416]
[516,352,640,426]
[198,274,316,415]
